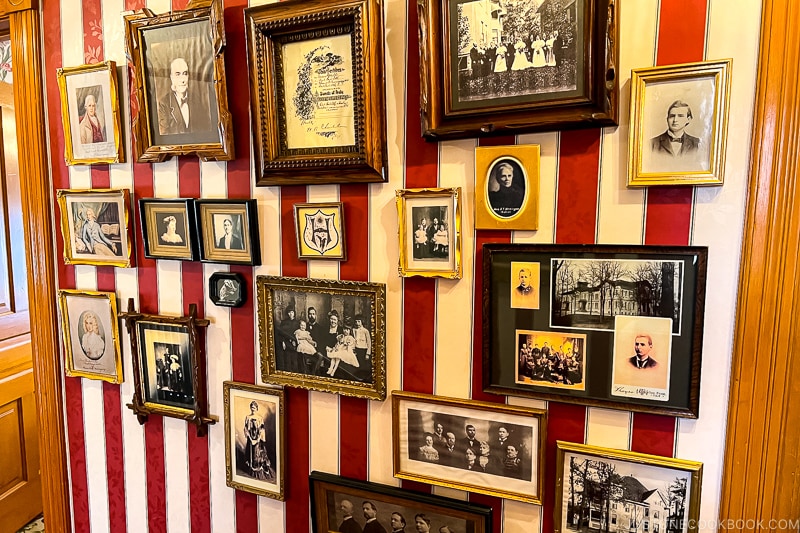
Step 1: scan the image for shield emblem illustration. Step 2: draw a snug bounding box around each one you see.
[303,210,339,254]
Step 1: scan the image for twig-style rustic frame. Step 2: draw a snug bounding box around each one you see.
[124,0,234,162]
[120,298,216,436]
[418,0,619,141]
[245,0,388,185]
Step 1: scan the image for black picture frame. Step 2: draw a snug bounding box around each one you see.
[209,272,247,308]
[140,198,198,261]
[310,471,492,533]
[194,199,261,266]
[483,244,707,418]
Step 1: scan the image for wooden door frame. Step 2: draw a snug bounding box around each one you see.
[1,0,71,531]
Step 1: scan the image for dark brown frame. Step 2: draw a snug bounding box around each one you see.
[483,243,707,418]
[120,298,216,436]
[245,0,388,185]
[124,0,234,162]
[418,0,619,141]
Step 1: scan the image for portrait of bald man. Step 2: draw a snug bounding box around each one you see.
[156,56,214,136]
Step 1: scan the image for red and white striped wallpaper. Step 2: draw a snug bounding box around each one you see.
[42,0,761,531]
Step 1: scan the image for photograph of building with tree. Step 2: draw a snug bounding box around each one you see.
[550,258,684,335]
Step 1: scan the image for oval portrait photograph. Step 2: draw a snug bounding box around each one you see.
[78,309,107,360]
[486,157,526,219]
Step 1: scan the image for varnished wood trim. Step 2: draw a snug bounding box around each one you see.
[720,0,800,525]
[9,7,71,533]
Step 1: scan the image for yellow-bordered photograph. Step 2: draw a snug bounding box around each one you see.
[56,61,124,165]
[555,441,703,533]
[396,188,462,279]
[475,145,540,230]
[58,289,123,384]
[293,202,346,261]
[628,59,732,187]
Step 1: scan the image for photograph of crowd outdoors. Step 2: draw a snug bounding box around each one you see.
[550,258,684,334]
[405,408,533,482]
[271,290,375,384]
[452,0,581,107]
[516,330,586,390]
[412,205,451,261]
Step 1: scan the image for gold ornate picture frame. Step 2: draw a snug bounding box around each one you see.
[224,381,285,500]
[56,61,125,165]
[56,188,134,268]
[628,59,732,187]
[392,390,546,504]
[293,202,347,261]
[475,144,540,230]
[245,0,388,185]
[396,187,462,279]
[554,441,703,532]
[257,275,386,400]
[58,289,123,384]
[124,0,234,162]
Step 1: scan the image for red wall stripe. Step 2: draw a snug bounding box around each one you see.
[655,0,708,66]
[555,129,601,244]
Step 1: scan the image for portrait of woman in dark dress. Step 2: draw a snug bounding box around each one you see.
[487,158,526,218]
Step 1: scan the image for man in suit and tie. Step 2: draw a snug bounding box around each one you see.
[438,432,458,467]
[629,334,658,369]
[157,57,215,137]
[338,500,363,533]
[650,101,701,156]
[458,424,480,454]
[217,216,243,250]
[362,501,387,533]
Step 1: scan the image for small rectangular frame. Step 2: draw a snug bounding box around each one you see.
[293,202,347,261]
[140,198,198,261]
[392,390,546,504]
[475,144,540,230]
[257,275,386,400]
[195,199,261,266]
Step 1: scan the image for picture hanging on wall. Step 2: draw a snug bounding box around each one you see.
[293,202,347,261]
[628,59,732,187]
[140,198,198,261]
[123,0,234,162]
[209,272,247,308]
[257,275,386,400]
[475,144,540,230]
[195,199,261,266]
[56,61,125,165]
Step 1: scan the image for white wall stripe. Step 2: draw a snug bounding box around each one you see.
[585,408,631,450]
[309,392,340,474]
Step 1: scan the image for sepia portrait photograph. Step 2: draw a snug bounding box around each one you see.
[59,289,123,383]
[224,381,284,500]
[475,144,540,230]
[294,202,346,260]
[611,315,673,402]
[140,198,196,261]
[137,321,195,411]
[515,329,586,391]
[195,199,261,265]
[510,261,540,309]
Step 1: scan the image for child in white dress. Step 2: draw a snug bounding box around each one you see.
[294,320,317,355]
[327,324,359,376]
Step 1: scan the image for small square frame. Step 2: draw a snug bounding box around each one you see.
[209,272,247,308]
[195,199,261,266]
[140,198,198,261]
[293,202,347,261]
[475,144,540,230]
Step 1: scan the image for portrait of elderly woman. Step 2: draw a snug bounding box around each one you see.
[486,158,526,218]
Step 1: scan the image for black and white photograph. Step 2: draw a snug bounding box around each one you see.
[515,329,586,391]
[449,0,583,111]
[393,391,545,504]
[140,198,197,261]
[210,272,247,308]
[310,472,492,533]
[258,276,387,400]
[611,316,673,402]
[138,322,195,411]
[224,381,284,500]
[551,258,684,334]
[195,199,261,265]
[555,441,702,533]
[411,205,451,261]
[486,157,526,218]
[475,144,540,230]
[58,289,123,383]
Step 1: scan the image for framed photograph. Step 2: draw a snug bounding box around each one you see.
[123,0,234,162]
[293,202,347,261]
[628,59,732,187]
[58,289,123,383]
[396,188,463,279]
[209,272,247,308]
[417,0,618,141]
[223,381,284,500]
[56,61,124,165]
[310,471,492,533]
[392,390,546,504]
[195,199,261,266]
[244,0,388,186]
[256,275,386,400]
[119,299,216,435]
[475,144,540,230]
[56,188,134,268]
[483,244,708,418]
[140,198,197,261]
[555,441,702,533]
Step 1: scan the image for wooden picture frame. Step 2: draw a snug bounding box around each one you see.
[392,390,546,504]
[223,381,285,500]
[628,59,732,187]
[58,289,123,384]
[119,298,216,436]
[209,272,247,308]
[475,144,540,230]
[257,275,386,400]
[56,61,124,165]
[195,199,261,266]
[418,0,619,141]
[140,198,198,261]
[293,202,347,261]
[310,471,493,533]
[396,187,463,279]
[56,188,135,268]
[244,0,388,186]
[554,441,703,533]
[483,244,708,418]
[123,0,234,162]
